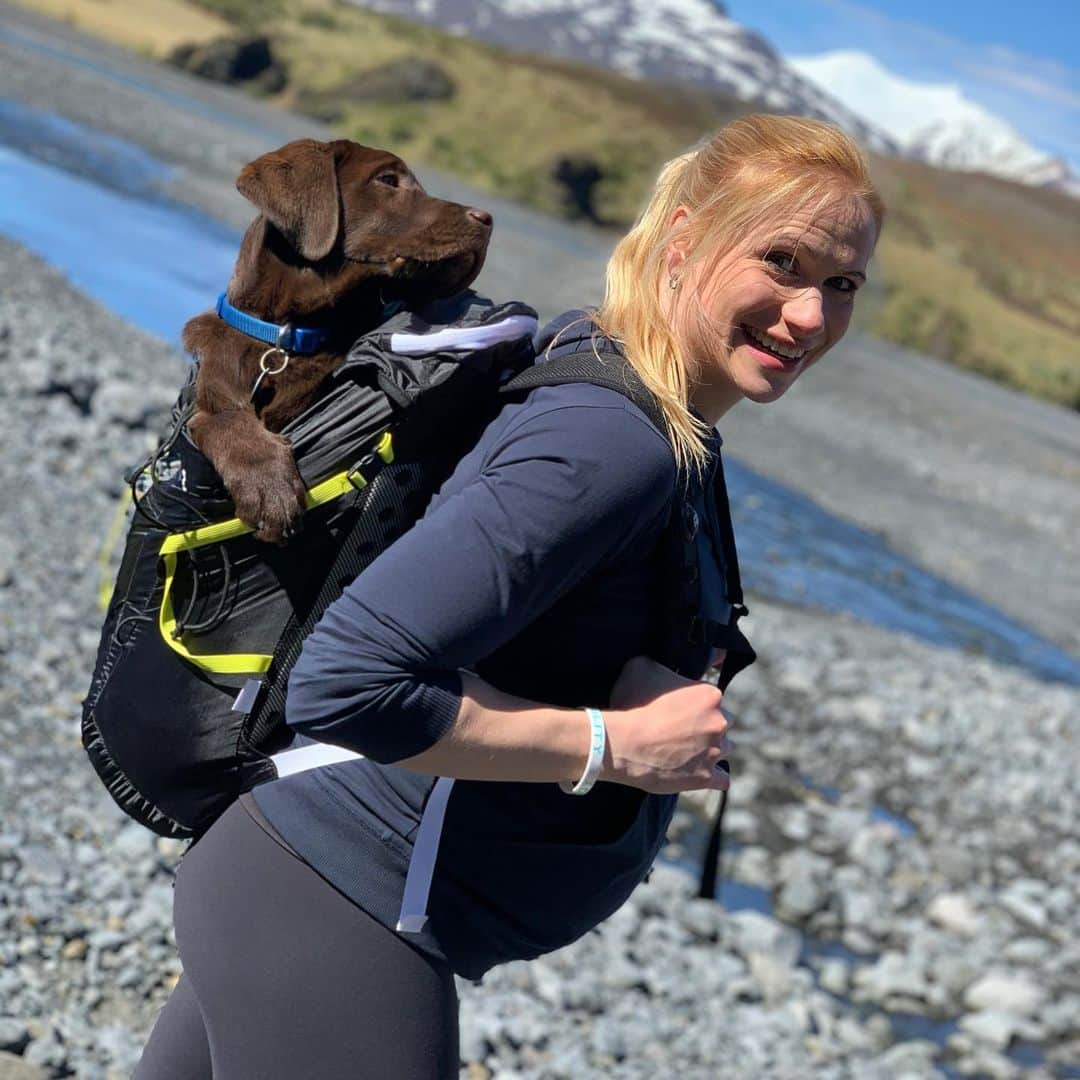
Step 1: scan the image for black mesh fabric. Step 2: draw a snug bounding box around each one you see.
[243,456,439,752]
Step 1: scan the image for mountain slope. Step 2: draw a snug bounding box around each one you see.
[789,50,1079,197]
[347,0,898,153]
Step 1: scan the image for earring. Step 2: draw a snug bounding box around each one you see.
[668,274,680,290]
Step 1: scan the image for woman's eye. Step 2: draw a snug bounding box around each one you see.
[375,172,400,188]
[764,251,796,273]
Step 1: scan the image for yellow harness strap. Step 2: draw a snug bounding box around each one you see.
[97,487,136,610]
[155,432,394,677]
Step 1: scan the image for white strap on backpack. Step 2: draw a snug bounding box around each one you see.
[270,741,364,776]
[268,743,453,935]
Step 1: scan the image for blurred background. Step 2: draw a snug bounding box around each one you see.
[0,1,1077,1078]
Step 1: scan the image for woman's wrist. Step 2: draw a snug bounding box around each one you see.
[596,709,631,786]
[559,708,606,795]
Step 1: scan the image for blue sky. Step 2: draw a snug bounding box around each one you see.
[724,0,1080,170]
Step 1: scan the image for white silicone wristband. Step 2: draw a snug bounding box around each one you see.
[559,707,606,796]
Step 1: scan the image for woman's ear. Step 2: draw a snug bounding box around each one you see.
[665,206,691,280]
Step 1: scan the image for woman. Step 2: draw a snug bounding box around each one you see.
[137,114,882,1079]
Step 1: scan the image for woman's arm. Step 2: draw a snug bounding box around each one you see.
[395,665,732,795]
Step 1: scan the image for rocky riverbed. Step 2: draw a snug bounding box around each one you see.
[1,233,1078,1080]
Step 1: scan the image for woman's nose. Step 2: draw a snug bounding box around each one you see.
[783,288,825,338]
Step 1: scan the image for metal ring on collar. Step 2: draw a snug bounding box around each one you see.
[258,347,290,375]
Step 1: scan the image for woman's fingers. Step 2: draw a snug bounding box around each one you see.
[710,736,734,760]
[605,665,736,793]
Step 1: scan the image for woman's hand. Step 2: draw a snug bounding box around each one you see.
[602,655,732,794]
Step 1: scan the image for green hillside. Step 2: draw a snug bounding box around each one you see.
[15,0,1080,408]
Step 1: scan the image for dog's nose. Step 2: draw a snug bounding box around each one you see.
[467,208,493,228]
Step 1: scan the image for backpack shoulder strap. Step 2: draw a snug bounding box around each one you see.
[706,452,756,688]
[710,452,746,611]
[498,348,669,437]
[502,343,753,905]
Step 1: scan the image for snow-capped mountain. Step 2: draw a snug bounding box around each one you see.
[347,0,899,154]
[789,50,1079,197]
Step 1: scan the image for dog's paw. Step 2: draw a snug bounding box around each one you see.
[229,436,308,546]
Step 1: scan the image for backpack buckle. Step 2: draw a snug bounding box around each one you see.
[346,451,387,490]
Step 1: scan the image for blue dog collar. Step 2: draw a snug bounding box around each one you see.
[215,292,331,355]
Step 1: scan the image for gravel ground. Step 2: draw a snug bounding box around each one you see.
[1,238,1078,1080]
[1,5,1079,1078]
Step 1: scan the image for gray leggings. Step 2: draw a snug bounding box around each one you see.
[135,799,459,1079]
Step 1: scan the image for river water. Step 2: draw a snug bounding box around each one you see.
[2,94,1078,688]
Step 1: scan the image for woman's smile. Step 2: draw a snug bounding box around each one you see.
[737,323,809,369]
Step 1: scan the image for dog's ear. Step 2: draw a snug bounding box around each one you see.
[236,140,341,261]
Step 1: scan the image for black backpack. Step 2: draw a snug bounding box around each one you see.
[82,293,753,851]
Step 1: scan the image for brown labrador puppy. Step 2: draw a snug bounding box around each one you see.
[182,138,493,543]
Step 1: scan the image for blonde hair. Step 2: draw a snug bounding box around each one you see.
[586,114,885,477]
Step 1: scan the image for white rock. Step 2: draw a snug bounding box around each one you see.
[775,804,812,842]
[817,958,850,996]
[747,951,793,1002]
[959,1009,1023,1051]
[963,971,1046,1017]
[111,823,155,863]
[820,807,867,849]
[776,876,827,920]
[853,951,929,1002]
[730,846,772,887]
[998,891,1048,932]
[840,889,880,931]
[724,909,802,967]
[1001,937,1052,964]
[849,694,887,729]
[721,807,758,842]
[926,892,982,938]
[1041,994,1080,1038]
[931,952,984,998]
[872,1039,940,1075]
[848,824,896,876]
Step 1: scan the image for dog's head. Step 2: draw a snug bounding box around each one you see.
[234,139,492,311]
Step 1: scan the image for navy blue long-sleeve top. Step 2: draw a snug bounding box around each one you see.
[253,314,726,978]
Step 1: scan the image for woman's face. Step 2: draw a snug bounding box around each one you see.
[668,195,878,421]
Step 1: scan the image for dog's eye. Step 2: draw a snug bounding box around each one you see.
[375,172,400,188]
